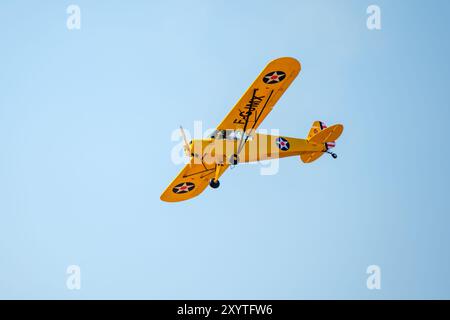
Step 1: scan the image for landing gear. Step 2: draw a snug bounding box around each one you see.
[210,163,223,189]
[209,179,220,189]
[230,154,239,165]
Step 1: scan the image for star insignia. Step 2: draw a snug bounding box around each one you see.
[276,137,290,151]
[172,182,195,194]
[263,71,286,84]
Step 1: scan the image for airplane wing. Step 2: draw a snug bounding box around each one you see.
[216,57,301,133]
[160,159,229,202]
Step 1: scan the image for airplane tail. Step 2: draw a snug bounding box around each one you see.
[301,121,343,163]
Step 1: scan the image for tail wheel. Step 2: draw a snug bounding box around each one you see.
[326,151,338,159]
[209,179,220,189]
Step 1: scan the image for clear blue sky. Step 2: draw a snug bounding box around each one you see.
[1,0,450,299]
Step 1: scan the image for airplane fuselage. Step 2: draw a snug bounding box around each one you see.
[190,133,325,166]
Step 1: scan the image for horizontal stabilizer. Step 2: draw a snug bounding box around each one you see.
[308,124,343,144]
[300,151,324,163]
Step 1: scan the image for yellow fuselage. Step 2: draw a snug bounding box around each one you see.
[190,133,325,166]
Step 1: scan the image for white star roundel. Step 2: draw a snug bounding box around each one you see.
[172,182,195,194]
[263,71,286,84]
[276,137,290,151]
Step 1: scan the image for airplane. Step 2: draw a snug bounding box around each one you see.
[160,57,344,202]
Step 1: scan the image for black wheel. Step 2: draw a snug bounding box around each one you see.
[332,153,337,159]
[230,154,239,165]
[209,179,220,189]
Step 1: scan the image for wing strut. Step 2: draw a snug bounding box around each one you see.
[236,89,274,156]
[236,89,258,156]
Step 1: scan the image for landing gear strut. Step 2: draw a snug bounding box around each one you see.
[210,163,224,189]
[230,154,239,165]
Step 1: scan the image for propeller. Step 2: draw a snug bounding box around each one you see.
[179,126,191,157]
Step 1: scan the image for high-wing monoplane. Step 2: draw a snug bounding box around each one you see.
[161,57,344,202]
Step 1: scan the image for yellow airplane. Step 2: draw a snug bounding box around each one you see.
[161,57,344,202]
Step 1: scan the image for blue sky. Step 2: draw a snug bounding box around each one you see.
[1,0,450,299]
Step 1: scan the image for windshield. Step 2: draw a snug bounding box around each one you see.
[209,130,253,141]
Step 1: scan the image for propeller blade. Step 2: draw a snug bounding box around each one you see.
[179,126,190,156]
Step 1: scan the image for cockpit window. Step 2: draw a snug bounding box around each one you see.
[209,130,253,141]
